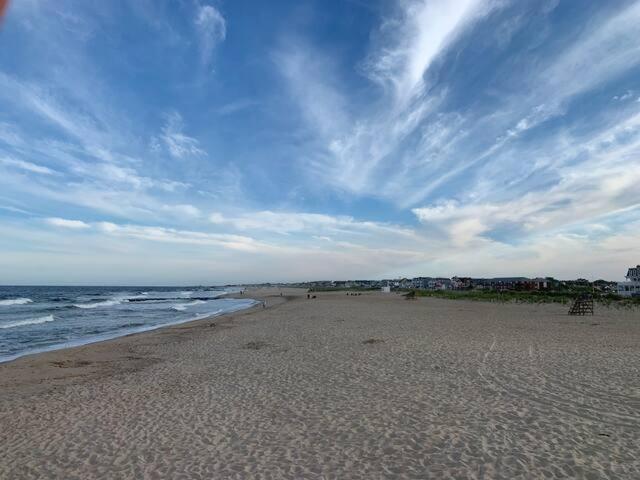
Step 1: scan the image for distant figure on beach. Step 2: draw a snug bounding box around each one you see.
[262,301,266,308]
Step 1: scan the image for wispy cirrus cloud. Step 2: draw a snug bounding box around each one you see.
[209,210,417,238]
[45,217,90,229]
[277,0,640,208]
[275,0,504,197]
[194,3,226,67]
[363,0,493,101]
[96,221,263,252]
[413,110,640,246]
[151,111,206,159]
[0,157,56,175]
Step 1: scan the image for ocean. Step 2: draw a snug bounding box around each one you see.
[0,286,256,363]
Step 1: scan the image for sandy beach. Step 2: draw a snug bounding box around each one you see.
[1,288,639,479]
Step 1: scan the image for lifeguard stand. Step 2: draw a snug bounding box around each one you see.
[568,293,594,315]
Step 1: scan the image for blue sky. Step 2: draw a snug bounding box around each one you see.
[0,0,639,285]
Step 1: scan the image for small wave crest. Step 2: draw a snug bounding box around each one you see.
[193,309,223,320]
[0,314,55,329]
[171,300,206,311]
[0,298,33,306]
[126,293,149,300]
[73,299,121,309]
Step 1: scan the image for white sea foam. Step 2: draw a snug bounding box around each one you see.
[0,314,55,329]
[193,309,222,319]
[172,300,206,311]
[126,293,149,300]
[0,298,33,306]
[74,299,121,309]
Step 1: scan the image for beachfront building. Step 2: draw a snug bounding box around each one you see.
[617,265,640,297]
[451,276,472,289]
[408,277,453,290]
[531,278,549,290]
[469,277,549,291]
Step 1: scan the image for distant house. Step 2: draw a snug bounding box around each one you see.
[411,277,431,289]
[468,277,548,291]
[593,279,616,293]
[531,278,549,290]
[428,278,452,290]
[617,265,640,297]
[451,276,472,289]
[470,277,525,290]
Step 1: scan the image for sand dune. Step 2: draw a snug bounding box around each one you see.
[1,288,639,479]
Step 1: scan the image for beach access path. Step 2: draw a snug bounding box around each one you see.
[1,288,639,479]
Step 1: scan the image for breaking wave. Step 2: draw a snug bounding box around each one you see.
[172,300,206,311]
[73,299,122,309]
[0,315,55,329]
[0,298,33,306]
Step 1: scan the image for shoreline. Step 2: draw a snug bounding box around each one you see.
[0,287,292,396]
[0,288,279,365]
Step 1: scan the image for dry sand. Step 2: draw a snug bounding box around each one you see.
[1,288,639,479]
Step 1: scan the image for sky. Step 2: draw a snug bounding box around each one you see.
[0,0,639,285]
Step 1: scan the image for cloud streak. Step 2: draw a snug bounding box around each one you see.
[45,217,90,229]
[152,112,207,159]
[194,3,226,67]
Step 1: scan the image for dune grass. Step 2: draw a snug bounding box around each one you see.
[412,289,640,308]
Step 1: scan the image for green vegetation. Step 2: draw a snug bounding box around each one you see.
[410,289,640,308]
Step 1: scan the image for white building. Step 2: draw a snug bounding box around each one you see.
[617,265,640,297]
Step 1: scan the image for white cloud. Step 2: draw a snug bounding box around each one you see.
[0,157,56,175]
[45,217,90,229]
[412,117,640,247]
[96,222,263,252]
[274,42,349,141]
[216,98,259,116]
[208,210,417,239]
[278,1,640,211]
[153,111,206,159]
[161,204,201,219]
[364,0,490,101]
[66,161,189,193]
[613,90,634,101]
[194,3,226,67]
[275,1,503,198]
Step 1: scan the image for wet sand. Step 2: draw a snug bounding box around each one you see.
[1,288,639,479]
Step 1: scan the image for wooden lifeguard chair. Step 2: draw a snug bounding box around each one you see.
[403,290,417,300]
[568,293,594,315]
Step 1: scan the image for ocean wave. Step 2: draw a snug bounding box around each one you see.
[0,314,55,329]
[128,296,218,303]
[171,300,206,311]
[73,299,122,309]
[193,309,223,320]
[126,293,149,300]
[0,298,33,306]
